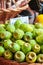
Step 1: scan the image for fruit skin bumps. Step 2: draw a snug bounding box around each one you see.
[35,14,43,25]
[22,43,31,54]
[29,40,36,48]
[15,40,25,46]
[20,24,33,32]
[6,24,15,33]
[3,39,12,49]
[37,54,43,63]
[26,52,37,63]
[0,46,5,56]
[40,45,43,53]
[23,32,33,42]
[0,25,5,32]
[32,44,40,54]
[0,31,12,39]
[14,51,25,62]
[13,29,24,40]
[4,50,13,60]
[14,19,22,29]
[35,23,43,29]
[0,24,5,28]
[9,43,20,53]
[36,34,43,45]
[35,29,43,36]
[1,19,43,63]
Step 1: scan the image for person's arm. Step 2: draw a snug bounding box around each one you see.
[15,4,28,11]
[18,0,31,7]
[27,5,34,15]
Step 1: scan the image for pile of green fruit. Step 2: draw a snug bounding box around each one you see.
[0,19,43,63]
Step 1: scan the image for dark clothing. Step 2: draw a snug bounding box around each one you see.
[20,10,32,19]
[20,0,40,19]
[19,0,40,23]
[19,10,37,24]
[29,0,40,12]
[39,3,43,14]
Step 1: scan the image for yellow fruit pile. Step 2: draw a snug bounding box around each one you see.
[35,14,43,25]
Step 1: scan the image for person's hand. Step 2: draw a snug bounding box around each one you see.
[15,0,31,7]
[19,0,31,7]
[8,4,28,11]
[17,4,29,10]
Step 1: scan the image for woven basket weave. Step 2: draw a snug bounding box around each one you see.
[0,9,21,23]
[0,57,43,65]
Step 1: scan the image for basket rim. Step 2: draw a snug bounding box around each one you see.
[0,57,43,64]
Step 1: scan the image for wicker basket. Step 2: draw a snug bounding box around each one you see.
[0,9,21,23]
[0,4,28,23]
[0,57,43,65]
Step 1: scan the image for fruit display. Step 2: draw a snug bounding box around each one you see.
[9,43,20,53]
[23,32,33,42]
[29,40,36,48]
[15,40,25,47]
[22,43,31,54]
[14,51,25,62]
[26,52,37,63]
[32,44,40,54]
[14,19,22,29]
[6,24,15,33]
[35,14,43,25]
[13,29,24,40]
[4,50,13,60]
[0,19,43,63]
[3,39,12,49]
[20,24,33,32]
[36,34,43,45]
[37,54,43,63]
[0,31,12,39]
[0,46,5,56]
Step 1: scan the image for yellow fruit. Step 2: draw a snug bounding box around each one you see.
[35,14,43,25]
